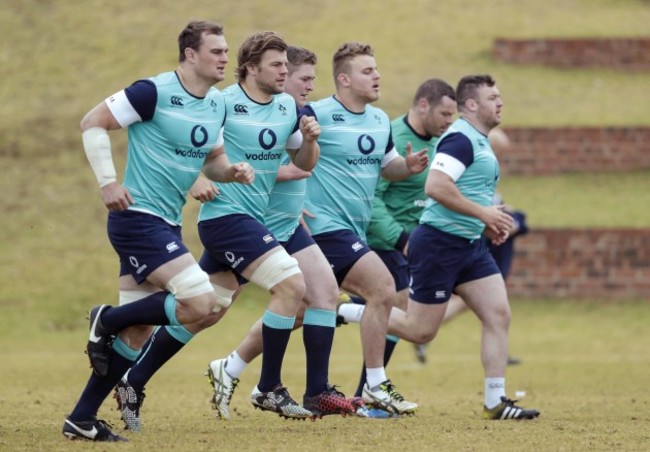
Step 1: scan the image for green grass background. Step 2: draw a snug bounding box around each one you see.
[1,0,649,449]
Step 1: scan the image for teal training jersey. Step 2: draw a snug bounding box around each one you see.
[366,114,438,250]
[198,84,300,223]
[420,118,500,240]
[303,96,393,240]
[264,155,306,242]
[122,71,225,225]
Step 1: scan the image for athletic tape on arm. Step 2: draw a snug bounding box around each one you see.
[82,127,117,187]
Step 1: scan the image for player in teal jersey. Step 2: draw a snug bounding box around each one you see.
[113,32,322,426]
[63,21,254,442]
[338,75,540,420]
[198,46,360,420]
[343,78,457,398]
[412,128,528,366]
[302,42,428,415]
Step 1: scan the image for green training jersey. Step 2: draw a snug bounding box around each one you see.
[366,114,438,250]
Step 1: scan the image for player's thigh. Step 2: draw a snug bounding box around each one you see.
[145,252,201,290]
[118,274,161,301]
[455,273,510,325]
[341,251,394,302]
[292,244,338,309]
[405,297,448,342]
[208,270,242,292]
[394,287,409,310]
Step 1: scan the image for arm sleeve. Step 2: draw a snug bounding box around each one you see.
[431,132,474,181]
[301,105,317,120]
[286,105,309,149]
[367,177,406,249]
[105,80,157,128]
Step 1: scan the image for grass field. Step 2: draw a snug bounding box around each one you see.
[1,293,649,450]
[1,0,649,450]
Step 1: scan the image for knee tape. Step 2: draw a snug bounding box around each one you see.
[166,264,213,300]
[249,250,301,290]
[211,283,236,311]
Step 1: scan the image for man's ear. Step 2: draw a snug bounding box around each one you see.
[184,47,197,63]
[246,63,258,77]
[416,98,430,114]
[465,98,478,112]
[336,72,350,87]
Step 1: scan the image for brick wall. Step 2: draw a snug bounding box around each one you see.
[497,127,650,175]
[506,228,650,299]
[493,38,650,70]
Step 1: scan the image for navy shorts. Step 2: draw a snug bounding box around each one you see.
[107,210,189,284]
[408,224,500,304]
[281,223,316,255]
[311,229,371,285]
[198,214,280,278]
[373,248,410,291]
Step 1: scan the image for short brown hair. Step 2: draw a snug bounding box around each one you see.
[177,21,224,63]
[332,42,374,84]
[456,74,496,111]
[287,46,317,71]
[236,31,288,80]
[412,79,456,107]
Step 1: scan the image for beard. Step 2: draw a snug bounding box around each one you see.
[258,78,284,96]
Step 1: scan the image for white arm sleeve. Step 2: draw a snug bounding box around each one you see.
[105,90,142,128]
[381,147,399,168]
[215,127,225,148]
[286,129,303,150]
[431,152,466,181]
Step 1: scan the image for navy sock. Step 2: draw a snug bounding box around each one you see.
[303,323,335,397]
[258,311,294,392]
[101,292,171,333]
[127,326,188,393]
[354,337,399,397]
[69,353,134,422]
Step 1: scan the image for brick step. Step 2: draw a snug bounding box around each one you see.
[493,37,650,70]
[498,127,650,175]
[507,228,650,299]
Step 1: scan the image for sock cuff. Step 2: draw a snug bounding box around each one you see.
[163,293,179,325]
[386,334,400,343]
[112,336,141,361]
[303,308,336,327]
[165,324,194,344]
[262,309,295,329]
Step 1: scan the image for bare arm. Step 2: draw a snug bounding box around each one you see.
[276,163,312,182]
[380,142,429,181]
[202,145,254,185]
[189,174,220,203]
[425,169,513,235]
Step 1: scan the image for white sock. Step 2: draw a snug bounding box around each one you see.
[224,351,248,379]
[485,377,506,409]
[366,367,388,389]
[338,303,365,323]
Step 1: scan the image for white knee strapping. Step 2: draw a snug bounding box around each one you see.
[249,250,302,290]
[166,264,213,299]
[211,283,235,311]
[118,290,157,306]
